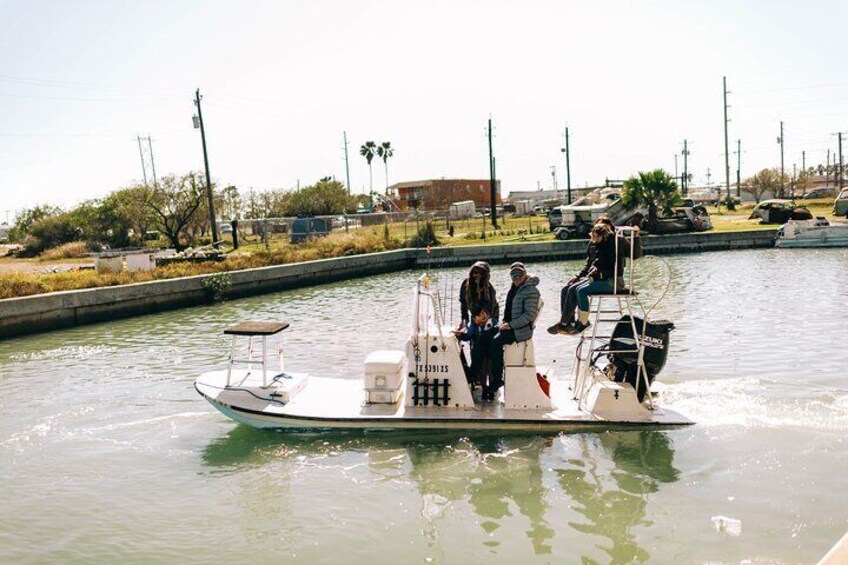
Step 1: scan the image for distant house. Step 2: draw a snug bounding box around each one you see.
[0,224,8,243]
[387,179,502,211]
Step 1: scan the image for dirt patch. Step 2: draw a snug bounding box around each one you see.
[0,256,94,275]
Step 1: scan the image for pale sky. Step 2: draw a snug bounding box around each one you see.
[2,0,847,219]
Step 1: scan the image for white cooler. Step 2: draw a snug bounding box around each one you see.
[363,350,406,404]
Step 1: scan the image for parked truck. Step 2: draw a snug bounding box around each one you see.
[513,199,534,216]
[549,188,643,239]
[449,200,476,219]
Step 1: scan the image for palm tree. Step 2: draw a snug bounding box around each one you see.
[621,169,682,231]
[360,141,377,201]
[376,141,394,194]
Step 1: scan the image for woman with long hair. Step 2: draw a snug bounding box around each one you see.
[458,261,499,329]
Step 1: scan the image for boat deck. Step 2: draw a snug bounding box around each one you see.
[196,370,692,431]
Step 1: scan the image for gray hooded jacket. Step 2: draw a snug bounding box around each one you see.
[506,275,541,342]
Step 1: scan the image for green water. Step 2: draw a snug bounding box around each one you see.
[2,249,848,563]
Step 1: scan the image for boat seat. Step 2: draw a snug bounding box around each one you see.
[504,340,535,367]
[224,321,291,336]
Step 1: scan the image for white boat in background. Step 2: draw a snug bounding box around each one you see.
[195,229,692,432]
[775,218,848,248]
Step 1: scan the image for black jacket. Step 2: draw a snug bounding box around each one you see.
[591,234,644,281]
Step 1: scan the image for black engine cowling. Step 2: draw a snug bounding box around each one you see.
[608,316,674,402]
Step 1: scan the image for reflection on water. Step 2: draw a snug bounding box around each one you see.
[557,432,678,563]
[200,427,677,560]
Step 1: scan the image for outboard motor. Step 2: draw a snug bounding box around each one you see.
[608,316,674,402]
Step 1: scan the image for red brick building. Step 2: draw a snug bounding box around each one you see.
[387,179,502,211]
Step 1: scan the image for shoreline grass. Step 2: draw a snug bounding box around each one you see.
[1,199,840,300]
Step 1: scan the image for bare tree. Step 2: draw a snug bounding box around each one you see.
[743,168,785,204]
[146,172,206,250]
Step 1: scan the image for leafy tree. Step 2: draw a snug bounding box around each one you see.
[281,179,358,216]
[68,200,125,248]
[9,204,62,242]
[743,168,784,204]
[621,169,682,230]
[20,213,81,256]
[218,185,242,220]
[376,141,394,193]
[108,185,158,243]
[146,172,206,250]
[360,141,377,199]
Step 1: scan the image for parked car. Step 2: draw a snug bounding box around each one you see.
[652,206,713,234]
[801,187,836,199]
[748,199,813,224]
[834,188,848,217]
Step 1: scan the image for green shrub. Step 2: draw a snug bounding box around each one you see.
[20,215,81,257]
[202,272,232,302]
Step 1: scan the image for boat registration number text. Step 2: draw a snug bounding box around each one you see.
[416,364,450,374]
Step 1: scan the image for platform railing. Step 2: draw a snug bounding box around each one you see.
[572,227,655,410]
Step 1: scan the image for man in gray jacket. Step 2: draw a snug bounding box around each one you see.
[485,261,541,400]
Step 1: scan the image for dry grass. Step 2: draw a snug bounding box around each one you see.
[0,230,404,300]
[39,241,91,261]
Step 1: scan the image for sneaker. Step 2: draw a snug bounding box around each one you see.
[565,321,591,335]
[556,323,574,335]
[547,323,570,335]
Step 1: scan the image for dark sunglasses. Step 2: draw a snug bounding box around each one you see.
[510,271,524,279]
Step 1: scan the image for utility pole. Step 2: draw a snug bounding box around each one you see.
[778,121,785,198]
[487,117,498,228]
[550,165,558,200]
[736,139,741,197]
[723,76,731,199]
[136,135,158,187]
[839,132,844,190]
[343,131,351,194]
[802,150,806,172]
[137,136,148,186]
[792,163,797,197]
[682,139,689,196]
[193,88,219,245]
[560,126,572,204]
[674,154,679,188]
[827,149,831,186]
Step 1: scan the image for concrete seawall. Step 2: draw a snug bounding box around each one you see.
[416,228,778,267]
[0,229,776,339]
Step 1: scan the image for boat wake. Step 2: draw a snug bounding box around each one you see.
[659,377,848,430]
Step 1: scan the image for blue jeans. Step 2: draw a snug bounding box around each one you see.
[489,329,517,392]
[559,278,587,324]
[575,279,615,312]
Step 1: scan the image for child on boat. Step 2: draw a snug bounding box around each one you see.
[453,306,498,391]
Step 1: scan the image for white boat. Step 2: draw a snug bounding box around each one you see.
[195,229,692,432]
[775,218,848,248]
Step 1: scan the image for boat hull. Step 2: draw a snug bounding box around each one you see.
[776,224,848,248]
[195,370,693,432]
